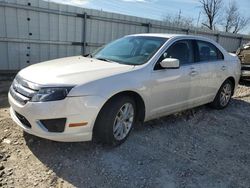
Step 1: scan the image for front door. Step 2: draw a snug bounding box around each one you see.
[149,40,201,118]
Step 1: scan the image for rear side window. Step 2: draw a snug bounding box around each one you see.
[196,40,224,62]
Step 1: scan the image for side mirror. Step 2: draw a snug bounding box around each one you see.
[160,58,180,69]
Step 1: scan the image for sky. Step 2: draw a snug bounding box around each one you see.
[47,0,250,34]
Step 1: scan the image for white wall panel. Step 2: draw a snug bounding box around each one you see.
[18,43,29,69]
[39,12,50,40]
[0,0,249,71]
[39,44,49,62]
[48,44,58,60]
[0,42,8,69]
[7,43,19,69]
[5,7,18,38]
[219,36,240,52]
[29,10,40,40]
[17,9,29,39]
[49,13,59,41]
[58,15,68,41]
[0,7,6,37]
[30,43,40,64]
[66,16,75,42]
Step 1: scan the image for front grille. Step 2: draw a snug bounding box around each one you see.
[10,76,39,105]
[15,111,32,128]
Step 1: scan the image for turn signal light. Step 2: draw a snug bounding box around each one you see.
[69,122,88,127]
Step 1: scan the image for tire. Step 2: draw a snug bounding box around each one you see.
[93,95,136,146]
[210,79,233,109]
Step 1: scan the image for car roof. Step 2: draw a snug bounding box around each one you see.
[128,33,182,38]
[128,33,211,41]
[127,33,229,57]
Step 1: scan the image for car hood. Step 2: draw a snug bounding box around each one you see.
[18,56,134,86]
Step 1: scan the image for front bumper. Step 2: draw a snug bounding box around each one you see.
[241,64,250,78]
[8,92,105,142]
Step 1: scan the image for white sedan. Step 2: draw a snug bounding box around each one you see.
[9,34,241,145]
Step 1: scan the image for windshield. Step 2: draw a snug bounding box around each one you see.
[91,36,167,65]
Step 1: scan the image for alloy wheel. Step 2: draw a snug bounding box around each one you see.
[113,103,134,141]
[220,83,232,107]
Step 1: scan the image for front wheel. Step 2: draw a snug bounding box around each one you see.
[94,96,136,146]
[210,80,233,109]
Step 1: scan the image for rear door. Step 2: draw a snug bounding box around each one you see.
[194,40,226,102]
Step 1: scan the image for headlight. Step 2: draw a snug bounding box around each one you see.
[31,87,73,102]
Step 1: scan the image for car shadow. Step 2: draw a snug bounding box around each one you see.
[24,97,250,187]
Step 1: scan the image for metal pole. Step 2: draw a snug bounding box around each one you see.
[82,13,87,55]
[216,34,220,43]
[238,37,243,48]
[147,23,151,33]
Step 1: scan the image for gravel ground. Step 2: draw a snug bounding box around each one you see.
[1,80,250,188]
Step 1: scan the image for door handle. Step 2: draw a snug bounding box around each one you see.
[189,70,198,76]
[221,65,227,71]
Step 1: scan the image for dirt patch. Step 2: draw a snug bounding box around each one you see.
[0,81,250,187]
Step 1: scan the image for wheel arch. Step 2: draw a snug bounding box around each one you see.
[96,90,146,125]
[226,76,236,94]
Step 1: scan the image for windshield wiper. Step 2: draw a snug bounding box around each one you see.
[95,57,112,62]
[95,57,136,66]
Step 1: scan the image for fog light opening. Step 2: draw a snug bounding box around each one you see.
[40,118,66,133]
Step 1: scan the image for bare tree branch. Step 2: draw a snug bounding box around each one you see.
[199,0,222,30]
[232,16,249,33]
[224,1,238,32]
[163,10,194,28]
[221,1,250,33]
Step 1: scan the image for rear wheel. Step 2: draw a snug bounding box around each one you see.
[94,96,136,146]
[210,80,233,109]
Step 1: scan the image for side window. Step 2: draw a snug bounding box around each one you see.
[196,40,224,62]
[154,40,194,70]
[160,40,194,65]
